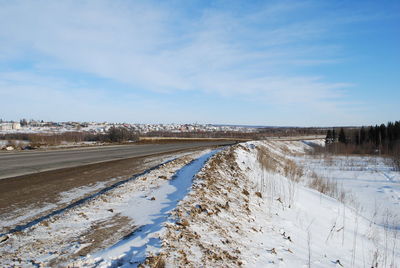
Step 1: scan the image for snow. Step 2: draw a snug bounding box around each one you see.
[302,139,325,147]
[0,149,215,267]
[1,139,399,267]
[152,140,400,267]
[83,149,220,267]
[0,152,194,235]
[0,139,30,149]
[244,141,400,267]
[297,154,400,228]
[0,179,122,235]
[0,140,8,149]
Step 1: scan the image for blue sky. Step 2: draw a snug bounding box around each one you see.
[0,0,399,126]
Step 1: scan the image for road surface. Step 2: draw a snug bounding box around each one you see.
[0,141,233,179]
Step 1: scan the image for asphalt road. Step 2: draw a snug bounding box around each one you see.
[0,141,233,179]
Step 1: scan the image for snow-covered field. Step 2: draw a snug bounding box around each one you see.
[297,153,400,228]
[0,140,399,267]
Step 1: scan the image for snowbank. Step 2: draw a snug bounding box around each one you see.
[152,140,400,267]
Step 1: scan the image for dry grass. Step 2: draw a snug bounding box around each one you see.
[281,159,304,207]
[392,150,400,171]
[257,146,279,172]
[283,159,303,183]
[256,144,305,208]
[140,254,166,268]
[308,172,347,203]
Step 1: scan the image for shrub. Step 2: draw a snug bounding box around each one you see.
[257,146,278,172]
[308,172,347,203]
[283,159,303,183]
[392,148,400,171]
[106,127,138,143]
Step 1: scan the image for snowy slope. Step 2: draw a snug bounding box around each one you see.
[151,141,400,267]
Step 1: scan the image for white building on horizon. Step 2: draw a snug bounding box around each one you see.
[0,122,21,131]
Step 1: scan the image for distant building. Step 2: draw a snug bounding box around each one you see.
[0,123,12,131]
[0,122,21,131]
[12,122,21,129]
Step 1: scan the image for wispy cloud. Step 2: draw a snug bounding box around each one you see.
[0,0,395,124]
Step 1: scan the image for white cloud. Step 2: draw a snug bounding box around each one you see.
[0,0,385,124]
[0,71,163,122]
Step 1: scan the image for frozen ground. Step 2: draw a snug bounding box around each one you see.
[0,140,399,267]
[148,140,400,267]
[297,154,400,228]
[0,151,194,235]
[0,179,117,232]
[0,150,213,266]
[79,149,219,267]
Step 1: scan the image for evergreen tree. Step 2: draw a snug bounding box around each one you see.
[20,119,28,126]
[354,131,360,145]
[373,125,380,146]
[332,129,337,142]
[338,128,347,144]
[323,120,399,156]
[394,121,400,141]
[360,127,366,144]
[368,126,374,143]
[387,122,395,141]
[379,124,387,142]
[325,130,332,144]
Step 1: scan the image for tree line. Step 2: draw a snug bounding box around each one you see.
[145,127,326,140]
[323,121,400,170]
[325,121,400,150]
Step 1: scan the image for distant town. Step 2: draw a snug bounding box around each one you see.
[0,119,329,151]
[0,119,261,134]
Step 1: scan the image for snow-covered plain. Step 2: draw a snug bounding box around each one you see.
[297,154,400,228]
[0,140,399,267]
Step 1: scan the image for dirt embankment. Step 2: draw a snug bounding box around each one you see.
[145,146,253,267]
